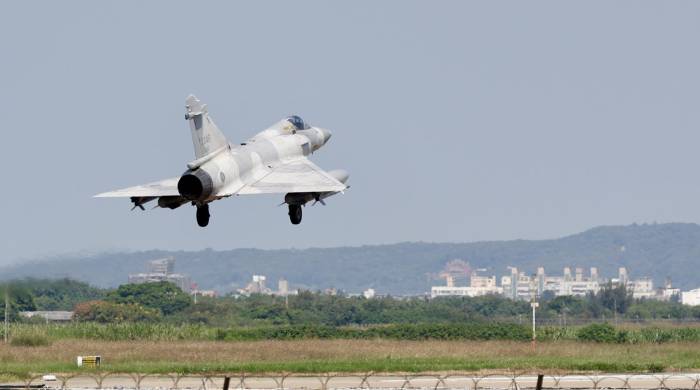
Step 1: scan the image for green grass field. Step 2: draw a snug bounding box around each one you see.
[3,323,700,379]
[2,339,700,379]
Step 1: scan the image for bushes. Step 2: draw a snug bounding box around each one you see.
[538,326,577,341]
[73,282,192,324]
[575,324,700,344]
[4,322,700,343]
[367,323,530,341]
[10,333,51,347]
[628,327,700,343]
[576,324,700,344]
[11,323,528,342]
[74,300,161,323]
[8,323,218,341]
[217,323,531,341]
[577,323,625,343]
[107,282,192,315]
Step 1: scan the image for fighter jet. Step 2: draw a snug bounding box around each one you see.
[95,95,349,227]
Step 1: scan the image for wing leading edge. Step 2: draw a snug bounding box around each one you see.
[94,177,180,198]
[234,158,347,195]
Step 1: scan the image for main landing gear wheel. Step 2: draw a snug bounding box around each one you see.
[196,204,210,227]
[288,204,302,225]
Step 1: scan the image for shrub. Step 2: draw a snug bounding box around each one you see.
[74,300,161,323]
[217,323,530,341]
[577,323,622,343]
[107,282,192,315]
[10,333,51,347]
[538,326,577,341]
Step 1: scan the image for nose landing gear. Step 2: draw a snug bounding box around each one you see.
[288,204,302,225]
[196,204,210,227]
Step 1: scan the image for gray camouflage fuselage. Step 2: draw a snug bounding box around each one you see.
[96,95,349,227]
[179,122,332,203]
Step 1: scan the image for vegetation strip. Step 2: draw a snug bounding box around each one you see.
[4,322,700,344]
[2,279,700,327]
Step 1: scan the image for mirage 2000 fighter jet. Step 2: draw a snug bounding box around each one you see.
[95,95,349,227]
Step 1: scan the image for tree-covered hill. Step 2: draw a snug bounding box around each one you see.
[1,223,699,294]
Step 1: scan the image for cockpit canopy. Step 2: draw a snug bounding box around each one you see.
[286,115,310,130]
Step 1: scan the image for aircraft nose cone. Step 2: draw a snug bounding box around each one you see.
[319,128,332,144]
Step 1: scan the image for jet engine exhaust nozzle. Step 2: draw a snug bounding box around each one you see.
[178,169,214,200]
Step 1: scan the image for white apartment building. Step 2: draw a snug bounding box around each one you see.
[505,267,601,299]
[629,277,655,299]
[431,272,502,298]
[431,285,504,298]
[682,289,700,306]
[128,257,192,292]
[431,263,665,301]
[560,280,600,297]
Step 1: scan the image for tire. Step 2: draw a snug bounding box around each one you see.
[288,204,302,225]
[196,204,210,227]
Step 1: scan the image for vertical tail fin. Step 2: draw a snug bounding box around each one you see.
[185,95,229,159]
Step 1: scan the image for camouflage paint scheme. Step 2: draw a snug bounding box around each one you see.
[95,95,349,226]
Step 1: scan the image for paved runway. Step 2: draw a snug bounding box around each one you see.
[8,372,700,389]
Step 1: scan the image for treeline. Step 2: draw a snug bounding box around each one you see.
[0,279,190,322]
[161,285,700,326]
[0,279,105,320]
[2,278,700,326]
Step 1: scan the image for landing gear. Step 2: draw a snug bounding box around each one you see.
[196,204,210,227]
[288,204,302,225]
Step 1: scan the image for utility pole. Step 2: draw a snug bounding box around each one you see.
[530,277,539,351]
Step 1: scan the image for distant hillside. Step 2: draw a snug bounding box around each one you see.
[2,223,699,294]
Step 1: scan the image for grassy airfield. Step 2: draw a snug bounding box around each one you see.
[2,339,700,379]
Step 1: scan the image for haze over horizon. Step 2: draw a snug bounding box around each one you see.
[5,222,692,267]
[3,222,699,293]
[2,1,700,265]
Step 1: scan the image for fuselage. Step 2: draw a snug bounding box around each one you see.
[178,120,331,202]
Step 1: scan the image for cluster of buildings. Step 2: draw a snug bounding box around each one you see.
[121,257,698,307]
[431,272,502,298]
[431,262,689,303]
[499,266,667,301]
[235,275,378,299]
[236,275,296,296]
[128,257,192,292]
[126,258,302,298]
[128,257,218,297]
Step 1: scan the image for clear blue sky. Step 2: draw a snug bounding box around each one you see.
[1,1,699,264]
